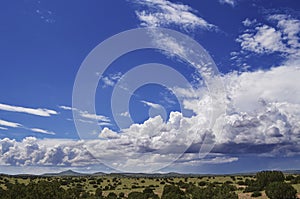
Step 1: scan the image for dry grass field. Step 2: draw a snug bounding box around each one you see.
[0,173,299,198]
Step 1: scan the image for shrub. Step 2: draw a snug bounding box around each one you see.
[266,182,297,199]
[161,185,187,199]
[256,171,284,188]
[251,191,262,197]
[95,188,102,197]
[237,180,245,186]
[128,191,146,199]
[291,176,300,184]
[118,192,125,198]
[285,175,295,181]
[198,181,206,186]
[106,192,118,199]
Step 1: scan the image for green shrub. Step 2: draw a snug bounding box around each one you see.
[266,182,297,199]
[251,191,262,197]
[256,171,284,188]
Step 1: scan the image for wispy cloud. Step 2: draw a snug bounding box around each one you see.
[133,0,216,31]
[0,118,56,135]
[58,105,74,111]
[80,112,110,122]
[59,105,111,124]
[219,0,236,7]
[0,103,58,117]
[30,128,56,135]
[242,18,257,27]
[141,100,162,109]
[120,111,130,117]
[0,119,22,128]
[35,9,55,23]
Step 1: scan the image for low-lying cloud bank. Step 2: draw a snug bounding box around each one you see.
[1,61,300,172]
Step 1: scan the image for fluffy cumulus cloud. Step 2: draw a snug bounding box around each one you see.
[1,7,300,172]
[2,62,300,172]
[92,112,211,172]
[133,0,215,31]
[237,14,300,60]
[215,63,300,156]
[0,137,96,167]
[92,61,300,171]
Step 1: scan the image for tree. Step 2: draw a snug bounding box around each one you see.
[266,182,297,199]
[95,188,103,197]
[256,171,285,189]
[161,185,188,199]
[286,175,295,181]
[118,192,125,198]
[128,191,147,199]
[187,183,238,199]
[291,175,300,184]
[143,187,159,199]
[251,191,262,197]
[106,192,118,199]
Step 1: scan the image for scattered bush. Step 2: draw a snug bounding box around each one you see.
[266,182,297,199]
[251,191,262,197]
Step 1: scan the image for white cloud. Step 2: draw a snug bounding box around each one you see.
[0,137,96,167]
[141,100,162,109]
[91,61,300,171]
[134,0,216,30]
[120,111,130,117]
[2,62,300,171]
[213,62,300,151]
[269,14,300,58]
[176,154,238,166]
[225,65,300,111]
[237,25,286,54]
[99,128,120,139]
[219,0,236,7]
[59,106,110,124]
[100,72,122,88]
[237,14,300,61]
[0,103,58,117]
[0,118,56,135]
[79,111,110,122]
[102,77,115,87]
[58,105,74,111]
[30,128,55,135]
[0,119,22,128]
[242,18,257,27]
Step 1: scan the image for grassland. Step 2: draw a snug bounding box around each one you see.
[0,172,299,198]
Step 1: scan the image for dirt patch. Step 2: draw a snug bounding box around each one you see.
[238,191,268,199]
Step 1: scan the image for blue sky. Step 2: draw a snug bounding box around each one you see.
[0,0,300,174]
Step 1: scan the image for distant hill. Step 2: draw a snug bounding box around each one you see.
[91,172,106,176]
[31,169,300,177]
[43,169,87,176]
[283,170,300,174]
